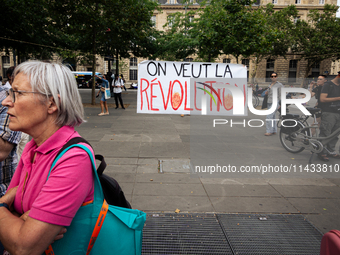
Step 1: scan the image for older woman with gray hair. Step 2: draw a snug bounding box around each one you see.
[0,61,94,254]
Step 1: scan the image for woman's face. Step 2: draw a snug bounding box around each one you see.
[2,72,51,135]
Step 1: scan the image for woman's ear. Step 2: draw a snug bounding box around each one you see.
[47,95,59,114]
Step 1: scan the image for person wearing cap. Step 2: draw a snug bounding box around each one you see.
[318,71,340,161]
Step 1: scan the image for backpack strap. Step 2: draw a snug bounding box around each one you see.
[56,137,90,159]
[55,137,106,176]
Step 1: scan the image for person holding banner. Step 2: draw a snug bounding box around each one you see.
[265,72,283,136]
[96,75,110,116]
[113,76,125,109]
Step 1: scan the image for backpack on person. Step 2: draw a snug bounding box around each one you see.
[55,137,131,208]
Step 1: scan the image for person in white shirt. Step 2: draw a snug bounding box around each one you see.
[113,76,125,109]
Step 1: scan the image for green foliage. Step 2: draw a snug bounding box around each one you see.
[153,10,198,61]
[48,0,158,103]
[0,0,56,61]
[249,4,298,81]
[292,4,340,78]
[155,0,298,67]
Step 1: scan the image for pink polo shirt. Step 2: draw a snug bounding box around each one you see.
[8,126,94,226]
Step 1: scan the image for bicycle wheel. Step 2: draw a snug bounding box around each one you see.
[279,122,310,153]
[252,94,259,108]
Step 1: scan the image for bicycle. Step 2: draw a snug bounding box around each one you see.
[250,84,260,108]
[278,107,340,163]
[252,91,260,108]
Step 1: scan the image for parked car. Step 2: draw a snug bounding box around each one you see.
[72,71,103,88]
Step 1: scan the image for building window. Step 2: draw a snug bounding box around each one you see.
[242,59,250,80]
[294,16,300,23]
[129,70,138,80]
[266,59,275,82]
[223,58,231,63]
[151,16,156,27]
[311,62,320,77]
[2,56,10,64]
[184,58,193,62]
[272,0,277,4]
[167,15,174,28]
[242,59,249,67]
[110,58,118,74]
[295,0,301,4]
[130,57,137,67]
[168,0,177,4]
[289,60,298,83]
[254,0,261,5]
[319,0,324,4]
[129,57,138,81]
[2,56,10,79]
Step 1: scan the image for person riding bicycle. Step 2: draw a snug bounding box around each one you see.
[318,72,340,161]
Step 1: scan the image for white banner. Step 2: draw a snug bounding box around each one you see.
[137,60,247,115]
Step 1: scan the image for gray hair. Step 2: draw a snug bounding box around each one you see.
[13,61,84,127]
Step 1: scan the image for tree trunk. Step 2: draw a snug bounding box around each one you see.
[91,3,98,105]
[13,49,16,66]
[91,53,96,105]
[301,59,312,88]
[17,50,20,64]
[115,51,119,78]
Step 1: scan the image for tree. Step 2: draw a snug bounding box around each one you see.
[192,1,223,62]
[153,10,198,61]
[0,0,57,62]
[250,4,298,83]
[102,0,159,76]
[47,0,158,104]
[292,4,340,82]
[212,0,290,65]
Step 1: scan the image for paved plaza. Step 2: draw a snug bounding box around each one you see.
[77,88,340,235]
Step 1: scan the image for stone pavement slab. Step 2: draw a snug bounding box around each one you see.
[210,197,298,213]
[203,184,282,197]
[132,195,215,212]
